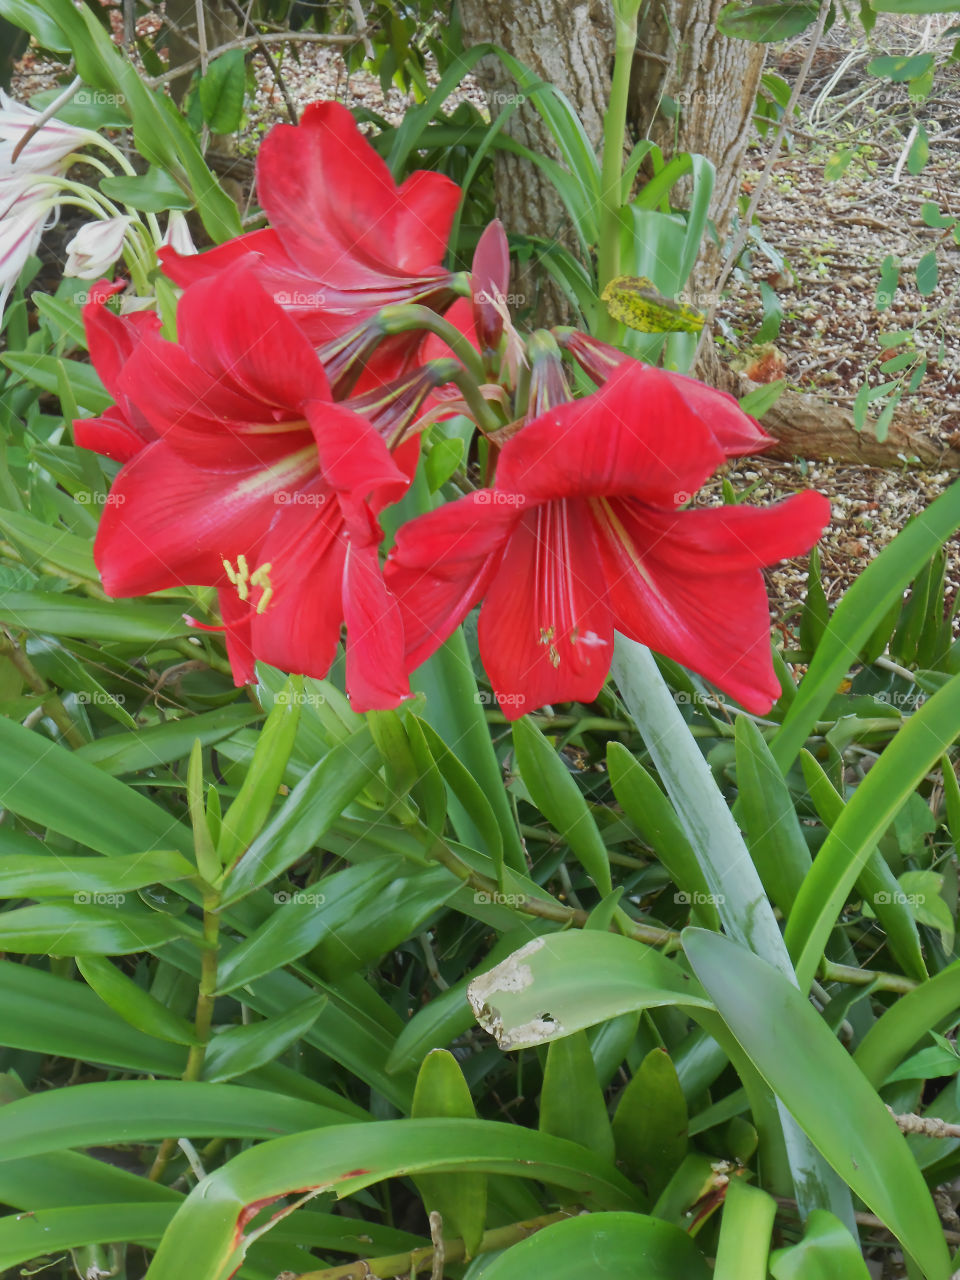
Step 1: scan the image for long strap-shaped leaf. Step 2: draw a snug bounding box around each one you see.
[144,1119,641,1280]
[685,929,951,1280]
[610,637,854,1227]
[785,670,960,990]
[772,474,960,771]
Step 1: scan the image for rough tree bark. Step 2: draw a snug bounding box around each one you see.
[457,0,765,307]
[457,0,615,323]
[629,0,765,294]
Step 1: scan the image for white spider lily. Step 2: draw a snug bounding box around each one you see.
[64,215,134,279]
[160,210,197,257]
[0,89,95,176]
[0,190,57,315]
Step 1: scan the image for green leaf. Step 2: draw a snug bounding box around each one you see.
[513,717,612,895]
[0,899,198,955]
[0,591,193,644]
[716,1,819,40]
[855,957,960,1086]
[0,1204,172,1270]
[612,1049,688,1201]
[800,750,927,982]
[800,546,830,654]
[0,849,195,899]
[916,251,938,296]
[738,379,786,418]
[100,168,194,212]
[908,124,930,174]
[867,53,934,80]
[0,716,192,857]
[540,1030,616,1164]
[467,932,710,1051]
[714,1178,777,1280]
[0,960,187,1074]
[202,996,327,1083]
[1,352,109,410]
[425,435,464,492]
[412,1050,486,1256]
[143,1120,641,1280]
[684,929,951,1280]
[478,1212,710,1280]
[873,0,960,14]
[771,475,960,771]
[0,1080,350,1163]
[785,671,960,990]
[607,742,720,928]
[75,705,262,775]
[735,716,811,917]
[76,955,200,1045]
[218,682,300,867]
[0,0,70,50]
[198,49,247,134]
[770,1209,871,1279]
[219,727,379,905]
[0,507,97,580]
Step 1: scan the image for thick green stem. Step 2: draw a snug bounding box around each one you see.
[379,303,486,383]
[295,1209,576,1280]
[596,11,639,337]
[148,893,220,1181]
[0,630,87,748]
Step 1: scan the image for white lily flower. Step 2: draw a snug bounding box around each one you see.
[0,191,56,315]
[64,215,134,279]
[0,89,95,177]
[160,210,197,257]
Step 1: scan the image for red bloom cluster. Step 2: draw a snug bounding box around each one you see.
[76,101,829,717]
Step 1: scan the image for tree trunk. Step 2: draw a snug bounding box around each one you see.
[457,0,615,324]
[629,0,765,294]
[458,0,765,310]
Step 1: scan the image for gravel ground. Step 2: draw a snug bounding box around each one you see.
[10,18,960,633]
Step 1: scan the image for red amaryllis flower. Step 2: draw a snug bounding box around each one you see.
[88,270,411,710]
[385,361,830,718]
[72,280,160,462]
[159,102,460,347]
[560,329,774,458]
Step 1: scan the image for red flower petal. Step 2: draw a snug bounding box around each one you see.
[496,362,725,508]
[342,540,409,710]
[257,102,456,290]
[591,492,830,712]
[73,406,155,464]
[478,500,613,719]
[174,270,332,410]
[305,401,409,513]
[392,169,461,275]
[94,438,316,595]
[386,493,519,672]
[659,369,773,457]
